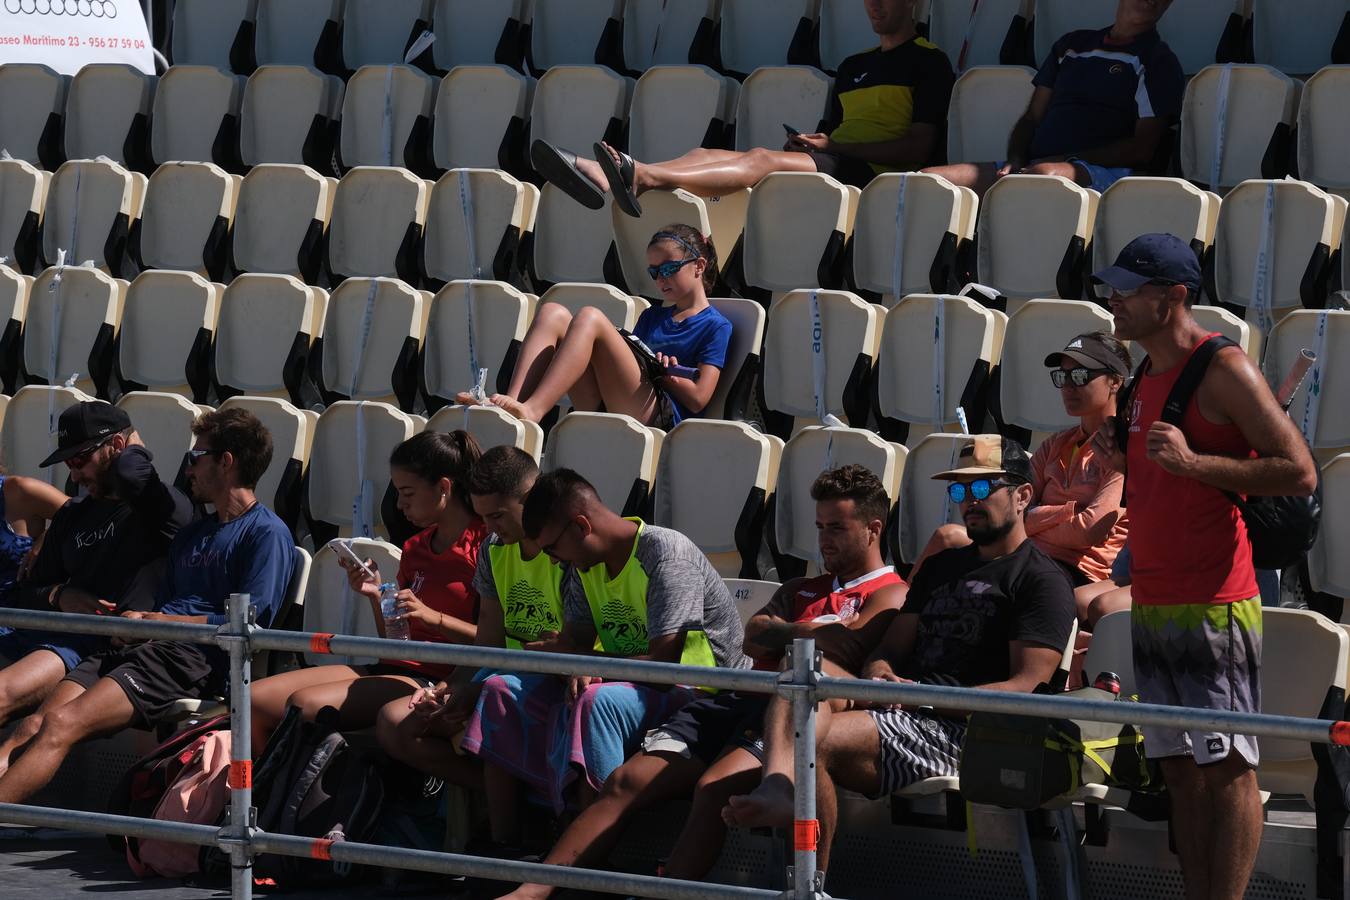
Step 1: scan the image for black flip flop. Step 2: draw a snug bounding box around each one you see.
[594,142,643,218]
[530,140,605,210]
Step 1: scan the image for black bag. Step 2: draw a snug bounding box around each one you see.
[1116,335,1321,571]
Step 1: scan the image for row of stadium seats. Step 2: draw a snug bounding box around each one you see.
[164,0,1350,79]
[1,380,1346,596]
[5,60,1350,195]
[2,154,1344,329]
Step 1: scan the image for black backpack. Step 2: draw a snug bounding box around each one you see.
[1117,334,1321,571]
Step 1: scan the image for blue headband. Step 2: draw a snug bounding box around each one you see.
[651,231,701,259]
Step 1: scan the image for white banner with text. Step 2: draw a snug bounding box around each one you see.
[0,1,152,75]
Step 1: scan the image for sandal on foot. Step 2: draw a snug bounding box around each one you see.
[530,140,605,210]
[594,142,643,218]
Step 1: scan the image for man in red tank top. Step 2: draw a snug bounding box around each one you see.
[1090,233,1317,900]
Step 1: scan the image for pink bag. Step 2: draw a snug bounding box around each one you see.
[131,729,232,878]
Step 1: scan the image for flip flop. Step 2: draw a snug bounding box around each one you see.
[594,142,643,218]
[530,140,605,210]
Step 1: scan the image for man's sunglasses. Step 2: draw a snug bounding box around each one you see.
[1050,366,1112,388]
[1093,278,1179,300]
[647,257,698,281]
[65,436,116,469]
[947,478,1016,503]
[188,447,223,465]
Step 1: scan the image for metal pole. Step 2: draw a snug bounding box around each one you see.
[223,593,255,900]
[789,638,821,900]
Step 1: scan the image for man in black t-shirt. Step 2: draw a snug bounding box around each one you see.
[723,436,1075,871]
[531,0,954,217]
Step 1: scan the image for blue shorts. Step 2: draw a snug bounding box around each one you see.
[0,626,100,672]
[995,159,1132,193]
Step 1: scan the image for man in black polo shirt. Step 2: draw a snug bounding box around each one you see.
[532,0,954,216]
[925,0,1184,195]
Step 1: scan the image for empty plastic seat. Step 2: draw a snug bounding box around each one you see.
[893,431,989,563]
[302,537,402,665]
[306,400,418,541]
[720,0,819,77]
[739,172,851,297]
[432,65,534,172]
[26,265,124,399]
[623,0,719,70]
[707,296,766,421]
[977,174,1094,301]
[928,0,1029,71]
[542,411,661,517]
[529,0,623,71]
[818,0,883,73]
[432,0,532,70]
[528,184,614,286]
[422,280,531,410]
[0,158,48,274]
[537,282,642,329]
[1181,65,1301,193]
[734,65,832,152]
[255,0,344,70]
[998,299,1114,440]
[1091,176,1216,275]
[1191,304,1258,358]
[874,294,1001,441]
[64,63,155,170]
[428,402,544,460]
[42,159,141,278]
[218,394,312,529]
[134,161,238,281]
[172,0,258,71]
[317,277,426,410]
[946,66,1036,164]
[1296,67,1350,193]
[1252,0,1347,75]
[610,188,712,300]
[116,391,200,487]
[423,168,536,285]
[0,265,28,393]
[214,274,326,406]
[1264,309,1350,453]
[1,385,95,484]
[852,172,977,303]
[241,65,344,169]
[1310,453,1350,598]
[530,65,633,157]
[0,63,68,170]
[773,425,904,575]
[151,66,247,168]
[654,419,781,577]
[232,164,333,283]
[118,270,220,401]
[629,65,737,163]
[327,166,430,283]
[340,65,436,172]
[342,0,434,70]
[725,578,782,625]
[1032,0,1118,65]
[761,288,880,432]
[1210,179,1343,330]
[1157,0,1248,75]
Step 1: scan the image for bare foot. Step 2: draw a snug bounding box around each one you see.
[598,141,650,196]
[489,394,541,423]
[572,156,610,194]
[721,773,795,828]
[453,391,480,405]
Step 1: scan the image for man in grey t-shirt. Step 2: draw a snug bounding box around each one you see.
[519,469,748,807]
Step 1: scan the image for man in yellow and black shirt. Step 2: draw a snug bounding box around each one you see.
[532,0,954,215]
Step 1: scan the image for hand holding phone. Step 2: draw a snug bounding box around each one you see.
[664,364,700,380]
[327,539,377,581]
[783,123,801,137]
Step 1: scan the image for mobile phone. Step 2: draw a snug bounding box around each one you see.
[665,364,700,380]
[327,539,377,581]
[782,123,801,137]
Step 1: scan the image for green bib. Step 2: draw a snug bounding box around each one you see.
[577,519,716,669]
[488,541,564,650]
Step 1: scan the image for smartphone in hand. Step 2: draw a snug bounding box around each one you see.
[664,364,700,380]
[782,123,801,137]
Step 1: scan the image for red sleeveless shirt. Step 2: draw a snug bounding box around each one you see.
[1125,335,1258,605]
[752,566,906,670]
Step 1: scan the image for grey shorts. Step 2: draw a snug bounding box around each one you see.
[868,709,966,796]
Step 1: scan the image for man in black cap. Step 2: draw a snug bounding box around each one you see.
[0,401,193,735]
[1089,233,1317,900]
[723,436,1076,873]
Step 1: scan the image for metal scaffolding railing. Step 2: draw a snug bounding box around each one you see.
[0,597,1348,900]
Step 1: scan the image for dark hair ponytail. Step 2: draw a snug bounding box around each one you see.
[649,223,719,293]
[389,430,483,513]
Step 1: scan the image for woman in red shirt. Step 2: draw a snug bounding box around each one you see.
[249,431,487,753]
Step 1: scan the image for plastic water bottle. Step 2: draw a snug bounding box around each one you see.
[379,583,410,641]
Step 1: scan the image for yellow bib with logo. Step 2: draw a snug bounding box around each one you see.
[488,540,565,650]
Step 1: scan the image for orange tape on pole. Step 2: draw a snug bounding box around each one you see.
[227,760,252,790]
[309,632,335,655]
[1331,721,1350,746]
[310,838,334,861]
[794,819,820,852]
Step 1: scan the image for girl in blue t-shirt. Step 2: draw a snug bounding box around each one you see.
[458,225,733,428]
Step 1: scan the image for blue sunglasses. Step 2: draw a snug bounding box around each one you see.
[647,257,699,281]
[946,478,1015,503]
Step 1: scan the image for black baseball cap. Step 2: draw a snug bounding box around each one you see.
[40,401,132,467]
[1090,232,1201,294]
[1043,333,1130,378]
[931,435,1034,485]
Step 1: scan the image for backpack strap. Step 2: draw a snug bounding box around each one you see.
[1157,335,1238,429]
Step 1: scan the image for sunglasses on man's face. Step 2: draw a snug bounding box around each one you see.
[647,257,698,281]
[65,436,115,470]
[188,447,223,466]
[946,478,1015,504]
[1093,278,1179,301]
[1050,366,1112,388]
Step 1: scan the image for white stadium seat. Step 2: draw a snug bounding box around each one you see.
[529,0,623,71]
[241,65,344,169]
[432,0,532,70]
[342,0,434,70]
[852,172,976,303]
[64,63,155,170]
[733,65,832,153]
[0,63,67,170]
[1181,65,1300,193]
[1251,0,1347,75]
[135,161,238,281]
[543,411,661,517]
[232,163,333,283]
[0,158,48,274]
[1296,66,1350,193]
[428,403,545,461]
[254,0,344,69]
[115,391,200,487]
[316,277,426,410]
[172,0,258,70]
[529,65,633,159]
[118,270,220,401]
[327,166,430,282]
[629,65,737,163]
[214,273,326,406]
[1,385,94,484]
[739,172,851,297]
[151,65,247,169]
[423,168,535,285]
[945,66,1036,168]
[421,280,531,410]
[623,0,719,71]
[977,174,1094,302]
[720,0,819,77]
[26,265,124,400]
[928,0,1028,71]
[998,299,1114,442]
[339,64,437,173]
[431,65,534,172]
[306,400,418,541]
[42,159,142,278]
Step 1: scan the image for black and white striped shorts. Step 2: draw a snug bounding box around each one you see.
[868,709,967,796]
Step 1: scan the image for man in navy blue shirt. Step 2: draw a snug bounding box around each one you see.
[0,408,294,803]
[925,0,1184,195]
